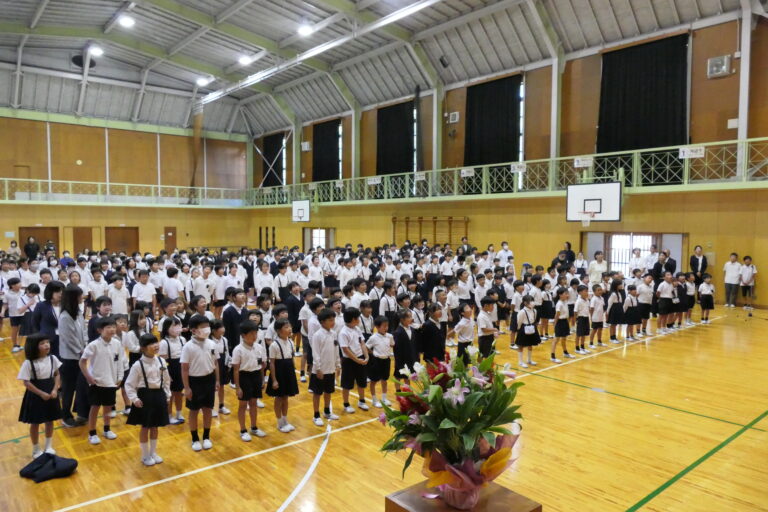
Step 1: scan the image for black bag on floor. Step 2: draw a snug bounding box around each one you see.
[19,453,78,483]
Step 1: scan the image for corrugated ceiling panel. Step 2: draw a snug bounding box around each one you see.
[0,0,39,22]
[0,69,12,106]
[245,97,289,133]
[281,74,349,120]
[82,82,135,119]
[127,5,201,49]
[38,0,122,26]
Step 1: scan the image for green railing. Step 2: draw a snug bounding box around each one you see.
[2,137,767,208]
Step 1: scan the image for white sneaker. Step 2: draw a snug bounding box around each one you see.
[250,428,266,438]
[610,339,621,344]
[219,406,231,415]
[202,439,213,450]
[121,408,131,416]
[211,409,218,417]
[313,417,324,426]
[589,344,596,349]
[256,399,265,408]
[510,344,519,350]
[89,435,101,445]
[109,410,117,418]
[191,441,202,452]
[564,353,575,359]
[44,447,56,455]
[300,375,307,383]
[598,342,607,347]
[382,398,392,407]
[229,382,236,389]
[169,416,182,425]
[324,412,340,420]
[550,357,562,363]
[373,400,383,408]
[519,362,528,369]
[582,348,591,354]
[11,345,23,353]
[241,431,252,442]
[176,413,185,422]
[152,453,163,464]
[358,402,370,411]
[295,351,303,357]
[285,423,295,432]
[142,456,156,467]
[104,430,117,440]
[344,406,355,414]
[279,424,292,433]
[575,349,584,355]
[528,360,537,366]
[32,448,43,459]
[626,336,635,341]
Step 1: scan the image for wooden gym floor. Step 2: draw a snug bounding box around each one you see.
[0,308,766,512]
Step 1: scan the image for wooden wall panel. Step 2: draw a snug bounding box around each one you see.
[205,139,246,189]
[690,22,740,143]
[419,95,433,170]
[50,123,105,182]
[301,125,313,182]
[0,118,48,180]
[750,18,768,138]
[159,134,196,187]
[561,55,601,157]
[109,129,157,185]
[442,87,466,168]
[360,109,377,177]
[342,115,352,179]
[524,66,552,160]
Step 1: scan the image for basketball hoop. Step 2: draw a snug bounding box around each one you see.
[578,211,595,227]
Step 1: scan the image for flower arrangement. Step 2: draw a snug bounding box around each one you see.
[379,348,523,510]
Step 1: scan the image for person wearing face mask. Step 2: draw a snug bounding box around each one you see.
[8,240,21,257]
[497,242,514,268]
[59,251,74,270]
[22,260,41,288]
[159,317,186,425]
[180,314,219,452]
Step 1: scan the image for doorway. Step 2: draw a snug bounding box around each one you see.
[105,227,140,254]
[18,227,60,256]
[302,228,335,251]
[164,226,177,254]
[72,227,93,254]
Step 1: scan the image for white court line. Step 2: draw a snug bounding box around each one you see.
[507,316,724,382]
[276,424,332,512]
[52,418,378,512]
[53,317,724,511]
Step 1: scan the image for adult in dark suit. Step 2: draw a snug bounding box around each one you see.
[393,310,418,375]
[662,249,677,275]
[459,237,472,254]
[689,245,708,283]
[421,306,446,364]
[284,283,304,337]
[32,281,65,357]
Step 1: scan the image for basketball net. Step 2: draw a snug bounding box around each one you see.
[579,211,595,227]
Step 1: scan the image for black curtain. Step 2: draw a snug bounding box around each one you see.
[376,100,414,175]
[597,34,688,152]
[464,74,522,166]
[262,132,284,187]
[312,119,341,182]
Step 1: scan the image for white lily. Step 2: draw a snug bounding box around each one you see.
[412,362,426,376]
[467,346,479,358]
[399,365,412,378]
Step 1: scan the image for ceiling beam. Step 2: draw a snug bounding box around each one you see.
[29,0,51,29]
[131,68,150,121]
[75,49,92,116]
[215,0,256,24]
[183,83,199,127]
[0,22,273,94]
[413,0,525,41]
[310,0,413,41]
[331,41,404,71]
[104,1,136,34]
[11,35,28,108]
[278,12,346,49]
[223,49,267,74]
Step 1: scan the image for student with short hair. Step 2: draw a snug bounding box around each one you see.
[181,314,219,451]
[267,318,299,433]
[338,307,370,413]
[309,308,341,426]
[476,296,499,358]
[232,320,267,441]
[366,316,394,408]
[158,316,185,424]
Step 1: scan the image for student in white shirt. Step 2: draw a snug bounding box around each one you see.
[699,273,715,323]
[124,333,171,466]
[231,320,267,441]
[158,317,186,424]
[131,270,157,314]
[655,272,676,334]
[739,255,757,310]
[722,253,742,307]
[180,314,219,451]
[79,316,127,445]
[589,285,606,348]
[107,275,130,315]
[447,304,475,364]
[17,333,62,459]
[573,285,591,354]
[476,297,499,358]
[551,288,573,363]
[163,268,185,302]
[88,269,108,306]
[637,274,655,336]
[338,308,370,413]
[365,316,394,408]
[309,309,341,426]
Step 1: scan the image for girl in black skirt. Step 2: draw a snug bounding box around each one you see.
[159,317,186,425]
[17,333,62,459]
[125,333,171,467]
[539,281,554,340]
[232,321,267,441]
[267,319,299,433]
[515,295,541,369]
[552,288,573,363]
[699,274,715,324]
[606,280,626,344]
[623,286,641,341]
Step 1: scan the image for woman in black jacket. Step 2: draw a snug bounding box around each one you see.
[23,236,41,261]
[32,281,65,357]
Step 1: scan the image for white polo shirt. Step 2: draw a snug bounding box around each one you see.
[740,264,757,286]
[81,337,127,387]
[231,342,265,372]
[124,355,170,403]
[657,281,675,299]
[477,310,494,332]
[310,327,340,374]
[575,297,590,317]
[180,338,217,376]
[723,261,742,285]
[454,317,475,343]
[338,325,364,358]
[17,355,62,381]
[131,281,156,302]
[366,332,393,358]
[108,285,130,314]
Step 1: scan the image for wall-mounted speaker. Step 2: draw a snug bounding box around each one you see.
[439,55,450,68]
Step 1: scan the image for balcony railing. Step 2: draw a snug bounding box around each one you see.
[2,137,767,208]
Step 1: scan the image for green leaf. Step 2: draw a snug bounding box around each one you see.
[418,432,437,442]
[439,418,458,429]
[462,433,476,452]
[478,355,494,373]
[482,431,496,446]
[487,426,512,435]
[428,385,442,402]
[402,449,415,478]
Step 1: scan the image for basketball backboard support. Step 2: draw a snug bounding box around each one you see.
[566,182,622,222]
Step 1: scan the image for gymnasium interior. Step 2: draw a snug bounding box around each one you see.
[0,0,767,511]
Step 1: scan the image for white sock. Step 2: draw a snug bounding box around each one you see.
[381,393,387,401]
[278,416,285,427]
[44,437,53,451]
[140,442,149,458]
[176,411,183,419]
[149,438,158,456]
[371,394,377,402]
[32,443,40,452]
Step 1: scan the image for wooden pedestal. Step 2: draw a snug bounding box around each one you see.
[385,481,542,512]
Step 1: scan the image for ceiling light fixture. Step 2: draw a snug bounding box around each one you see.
[196,76,212,87]
[297,23,313,37]
[88,45,104,57]
[238,54,254,66]
[118,15,135,28]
